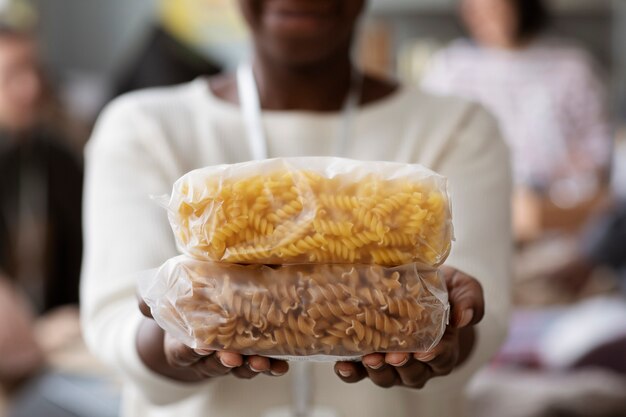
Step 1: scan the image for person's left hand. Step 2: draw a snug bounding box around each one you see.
[334,267,484,389]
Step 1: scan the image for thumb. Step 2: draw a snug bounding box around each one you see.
[440,267,485,329]
[137,291,154,319]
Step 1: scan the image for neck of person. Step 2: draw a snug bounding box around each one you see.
[251,45,355,113]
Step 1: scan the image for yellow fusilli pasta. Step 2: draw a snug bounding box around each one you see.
[167,158,452,267]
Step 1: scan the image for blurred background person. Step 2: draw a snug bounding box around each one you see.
[0,12,83,320]
[421,0,613,242]
[418,2,626,416]
[0,1,111,416]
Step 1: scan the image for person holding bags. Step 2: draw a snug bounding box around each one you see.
[81,1,512,416]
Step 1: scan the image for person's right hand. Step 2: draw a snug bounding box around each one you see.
[0,277,43,387]
[137,298,289,383]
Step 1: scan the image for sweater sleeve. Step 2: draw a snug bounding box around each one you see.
[80,95,212,405]
[423,103,513,393]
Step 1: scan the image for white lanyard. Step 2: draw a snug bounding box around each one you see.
[237,62,360,417]
[237,62,362,161]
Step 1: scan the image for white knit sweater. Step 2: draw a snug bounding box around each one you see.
[81,79,512,417]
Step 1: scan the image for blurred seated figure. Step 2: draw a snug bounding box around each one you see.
[0,16,82,319]
[0,8,119,417]
[422,0,613,241]
[0,0,84,405]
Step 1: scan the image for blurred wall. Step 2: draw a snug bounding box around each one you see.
[34,0,156,76]
[29,1,415,80]
[30,0,621,122]
[615,0,626,120]
[32,0,157,121]
[375,9,613,71]
[34,1,615,78]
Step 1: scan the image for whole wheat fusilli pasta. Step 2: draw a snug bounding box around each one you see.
[142,257,449,358]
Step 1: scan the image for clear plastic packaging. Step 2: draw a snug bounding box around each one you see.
[167,157,452,267]
[139,256,449,361]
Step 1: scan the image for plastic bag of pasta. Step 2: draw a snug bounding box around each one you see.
[166,157,453,267]
[139,256,449,361]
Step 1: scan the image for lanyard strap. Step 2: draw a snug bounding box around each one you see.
[238,63,270,161]
[237,62,362,161]
[237,62,361,416]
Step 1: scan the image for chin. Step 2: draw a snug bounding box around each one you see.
[253,4,356,68]
[259,32,352,68]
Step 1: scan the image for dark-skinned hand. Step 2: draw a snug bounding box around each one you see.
[334,266,484,389]
[136,298,289,383]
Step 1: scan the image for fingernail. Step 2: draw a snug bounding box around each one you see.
[217,354,237,368]
[414,352,436,362]
[338,369,352,378]
[366,361,384,370]
[249,364,263,373]
[194,349,213,356]
[459,309,474,328]
[389,357,409,367]
[271,370,286,377]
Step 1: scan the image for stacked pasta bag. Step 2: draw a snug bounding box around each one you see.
[169,157,451,266]
[140,157,453,360]
[143,258,449,359]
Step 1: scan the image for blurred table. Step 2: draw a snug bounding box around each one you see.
[33,307,113,377]
[513,236,621,307]
[468,368,626,417]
